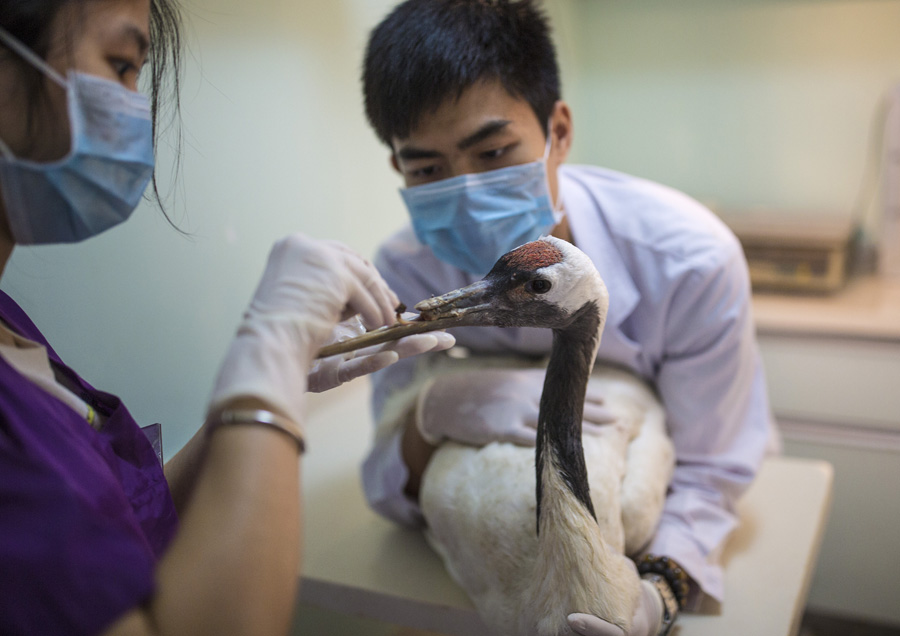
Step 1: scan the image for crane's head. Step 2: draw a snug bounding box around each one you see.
[416,237,609,332]
[315,237,609,360]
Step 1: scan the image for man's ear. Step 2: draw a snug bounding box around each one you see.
[549,101,573,164]
[390,153,401,174]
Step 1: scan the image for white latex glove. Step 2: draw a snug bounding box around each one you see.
[415,368,616,446]
[208,234,399,427]
[567,578,665,636]
[307,315,456,393]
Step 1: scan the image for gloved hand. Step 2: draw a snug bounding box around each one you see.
[415,368,616,446]
[208,234,400,427]
[567,578,665,636]
[307,315,455,393]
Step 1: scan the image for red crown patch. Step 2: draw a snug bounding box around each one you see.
[501,240,564,271]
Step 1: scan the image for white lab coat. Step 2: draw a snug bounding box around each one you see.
[362,164,778,605]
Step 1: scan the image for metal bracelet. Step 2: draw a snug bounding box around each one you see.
[211,408,306,454]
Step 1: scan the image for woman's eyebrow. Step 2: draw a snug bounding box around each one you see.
[116,23,150,57]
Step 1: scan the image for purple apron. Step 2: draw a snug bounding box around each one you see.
[0,291,178,635]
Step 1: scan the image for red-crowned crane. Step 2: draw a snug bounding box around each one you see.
[319,236,675,636]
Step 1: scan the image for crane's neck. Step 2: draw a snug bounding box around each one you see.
[535,302,602,534]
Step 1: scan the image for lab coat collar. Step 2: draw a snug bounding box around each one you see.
[558,166,640,334]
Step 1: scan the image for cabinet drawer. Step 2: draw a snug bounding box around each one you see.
[758,335,900,431]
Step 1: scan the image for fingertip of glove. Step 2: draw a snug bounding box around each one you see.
[567,614,588,631]
[374,350,400,365]
[433,331,456,349]
[567,613,624,636]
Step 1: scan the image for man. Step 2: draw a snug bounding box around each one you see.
[359,1,776,634]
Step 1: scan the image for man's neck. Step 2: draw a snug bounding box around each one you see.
[551,212,573,244]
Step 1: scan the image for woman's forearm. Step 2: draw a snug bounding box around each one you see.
[163,424,211,514]
[105,411,303,636]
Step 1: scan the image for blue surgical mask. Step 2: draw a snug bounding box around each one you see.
[400,136,561,275]
[0,27,155,245]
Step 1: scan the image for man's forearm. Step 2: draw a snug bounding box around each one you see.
[400,407,437,499]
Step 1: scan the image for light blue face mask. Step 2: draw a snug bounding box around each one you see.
[0,27,155,245]
[400,134,561,275]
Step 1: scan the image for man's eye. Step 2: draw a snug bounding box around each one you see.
[481,147,505,159]
[410,165,439,178]
[480,142,519,161]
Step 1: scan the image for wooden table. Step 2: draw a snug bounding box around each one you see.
[298,382,833,636]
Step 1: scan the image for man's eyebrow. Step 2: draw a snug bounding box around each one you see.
[457,120,512,150]
[394,119,513,161]
[395,146,442,161]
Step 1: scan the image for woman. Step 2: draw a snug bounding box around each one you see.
[0,1,452,634]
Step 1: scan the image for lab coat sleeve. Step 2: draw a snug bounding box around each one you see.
[360,414,425,526]
[361,354,427,527]
[647,243,774,606]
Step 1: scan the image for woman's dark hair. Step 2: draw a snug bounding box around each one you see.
[0,0,183,218]
[362,0,560,147]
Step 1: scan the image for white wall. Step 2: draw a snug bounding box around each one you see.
[558,0,900,239]
[2,0,405,456]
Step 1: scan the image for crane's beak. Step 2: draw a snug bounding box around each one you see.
[415,279,494,322]
[315,279,495,359]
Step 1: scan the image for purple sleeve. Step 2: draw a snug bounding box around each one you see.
[0,430,158,635]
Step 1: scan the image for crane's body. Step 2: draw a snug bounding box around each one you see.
[420,365,672,636]
[331,237,675,635]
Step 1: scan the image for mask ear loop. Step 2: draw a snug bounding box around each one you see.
[0,27,68,88]
[543,118,563,219]
[542,119,554,162]
[0,27,69,159]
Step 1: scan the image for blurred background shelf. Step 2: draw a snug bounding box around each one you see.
[753,275,900,629]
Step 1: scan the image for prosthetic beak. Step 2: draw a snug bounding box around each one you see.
[316,279,495,359]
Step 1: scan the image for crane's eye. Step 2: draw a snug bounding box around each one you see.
[525,279,552,294]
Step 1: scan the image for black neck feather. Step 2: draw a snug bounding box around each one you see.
[534,301,601,534]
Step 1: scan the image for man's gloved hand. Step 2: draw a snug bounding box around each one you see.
[208,234,400,426]
[567,578,665,636]
[415,368,617,446]
[307,315,455,393]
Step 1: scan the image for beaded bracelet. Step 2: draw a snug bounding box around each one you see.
[210,409,306,454]
[637,554,690,610]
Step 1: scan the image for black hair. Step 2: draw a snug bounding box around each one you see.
[362,0,560,147]
[0,0,183,221]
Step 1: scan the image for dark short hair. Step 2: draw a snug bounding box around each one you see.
[0,0,182,217]
[363,0,560,147]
